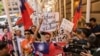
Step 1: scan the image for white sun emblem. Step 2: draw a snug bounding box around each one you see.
[38,44,44,51]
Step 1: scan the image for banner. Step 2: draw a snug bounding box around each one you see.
[40,12,59,32]
[60,19,74,32]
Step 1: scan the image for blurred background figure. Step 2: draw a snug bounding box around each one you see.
[2,27,14,56]
[0,41,10,56]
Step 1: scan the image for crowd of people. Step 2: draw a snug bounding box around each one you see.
[0,18,100,56]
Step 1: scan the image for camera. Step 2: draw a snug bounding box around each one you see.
[63,39,88,54]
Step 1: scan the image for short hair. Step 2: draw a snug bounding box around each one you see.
[89,18,96,22]
[41,32,51,36]
[0,41,7,50]
[24,30,31,33]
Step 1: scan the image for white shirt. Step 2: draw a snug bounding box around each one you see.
[16,36,24,55]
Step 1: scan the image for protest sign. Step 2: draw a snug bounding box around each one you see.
[60,19,74,32]
[40,12,59,32]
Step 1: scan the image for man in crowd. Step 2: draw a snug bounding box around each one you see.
[14,29,24,56]
[89,18,100,48]
[41,32,51,43]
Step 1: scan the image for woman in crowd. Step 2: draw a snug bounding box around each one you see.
[21,30,34,56]
[2,27,14,56]
[21,18,43,56]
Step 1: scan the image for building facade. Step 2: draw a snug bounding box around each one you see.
[1,0,100,23]
[56,0,100,23]
[0,0,19,15]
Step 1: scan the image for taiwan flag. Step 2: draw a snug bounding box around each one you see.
[44,42,65,56]
[73,0,82,31]
[17,0,34,30]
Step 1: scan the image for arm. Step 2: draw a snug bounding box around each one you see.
[80,52,92,56]
[20,43,25,56]
[33,18,43,40]
[94,32,100,35]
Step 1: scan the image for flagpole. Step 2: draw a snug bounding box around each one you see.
[64,0,66,18]
[71,0,74,21]
[2,0,17,56]
[86,0,91,23]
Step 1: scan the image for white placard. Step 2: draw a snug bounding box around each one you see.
[60,19,74,32]
[40,12,59,32]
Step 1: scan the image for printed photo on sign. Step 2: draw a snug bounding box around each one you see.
[51,34,67,42]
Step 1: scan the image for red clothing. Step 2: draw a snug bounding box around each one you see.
[3,32,13,53]
[44,42,65,56]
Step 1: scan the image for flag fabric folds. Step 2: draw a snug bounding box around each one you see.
[17,0,34,30]
[73,0,82,31]
[16,17,23,25]
[43,43,65,56]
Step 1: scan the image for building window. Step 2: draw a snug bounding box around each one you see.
[9,8,12,11]
[15,2,17,5]
[2,9,4,11]
[13,8,18,10]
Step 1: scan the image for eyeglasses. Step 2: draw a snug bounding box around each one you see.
[24,33,30,35]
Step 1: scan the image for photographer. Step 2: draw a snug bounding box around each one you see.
[89,18,100,48]
[63,28,90,56]
[80,41,100,56]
